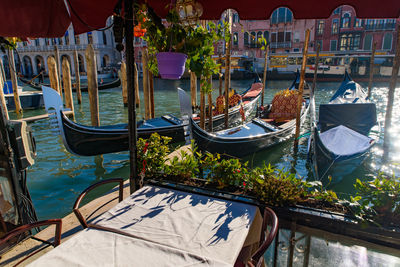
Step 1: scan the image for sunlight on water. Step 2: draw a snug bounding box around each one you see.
[9,78,400,220]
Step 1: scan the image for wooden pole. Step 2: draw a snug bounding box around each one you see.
[311,43,320,125]
[142,50,150,120]
[47,56,61,98]
[367,42,377,99]
[224,10,232,129]
[383,29,400,160]
[121,62,128,107]
[62,58,74,119]
[190,71,197,110]
[134,63,140,108]
[85,44,100,126]
[0,58,9,120]
[261,44,269,107]
[73,50,82,104]
[219,53,223,96]
[208,76,213,132]
[8,49,22,115]
[294,29,310,149]
[149,72,155,118]
[54,46,62,94]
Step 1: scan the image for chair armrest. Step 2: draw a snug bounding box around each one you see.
[248,207,278,266]
[0,219,62,246]
[73,178,124,229]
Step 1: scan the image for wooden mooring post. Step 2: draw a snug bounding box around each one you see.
[367,42,377,99]
[383,29,400,160]
[73,50,82,104]
[120,62,128,107]
[8,49,22,116]
[0,58,9,120]
[218,53,223,96]
[142,50,151,120]
[190,71,197,110]
[85,44,100,126]
[294,29,310,149]
[310,43,320,125]
[261,44,269,107]
[224,10,232,129]
[54,46,62,93]
[149,72,155,118]
[62,58,75,119]
[134,63,140,108]
[200,77,206,129]
[47,56,61,98]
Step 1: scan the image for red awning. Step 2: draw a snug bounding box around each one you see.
[144,0,400,19]
[0,0,118,38]
[0,0,399,38]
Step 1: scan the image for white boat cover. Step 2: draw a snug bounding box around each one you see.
[319,125,372,156]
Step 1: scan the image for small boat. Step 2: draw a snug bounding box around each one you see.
[42,86,185,156]
[308,71,378,181]
[19,77,121,92]
[183,72,309,158]
[3,82,44,109]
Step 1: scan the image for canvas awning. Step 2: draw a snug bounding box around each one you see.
[0,0,399,38]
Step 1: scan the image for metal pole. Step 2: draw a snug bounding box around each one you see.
[294,29,310,149]
[126,0,138,194]
[383,28,400,161]
[310,43,320,125]
[367,42,377,99]
[224,10,232,129]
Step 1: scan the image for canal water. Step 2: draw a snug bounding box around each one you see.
[9,77,400,220]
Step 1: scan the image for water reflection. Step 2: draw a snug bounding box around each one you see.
[10,78,400,220]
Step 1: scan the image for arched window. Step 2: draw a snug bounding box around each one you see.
[244,32,249,46]
[341,13,350,28]
[75,35,80,45]
[233,32,238,46]
[102,32,107,45]
[250,31,256,47]
[87,32,93,44]
[263,31,269,44]
[363,34,373,50]
[257,31,263,47]
[383,33,393,50]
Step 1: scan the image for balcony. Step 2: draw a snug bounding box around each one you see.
[270,42,291,49]
[17,44,111,53]
[365,23,396,31]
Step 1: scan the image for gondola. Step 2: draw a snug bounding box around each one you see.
[19,77,121,92]
[308,71,378,181]
[184,72,310,158]
[42,80,261,156]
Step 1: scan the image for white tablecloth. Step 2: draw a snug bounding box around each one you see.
[29,185,262,266]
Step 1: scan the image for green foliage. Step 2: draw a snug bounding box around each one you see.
[352,172,400,225]
[164,141,200,180]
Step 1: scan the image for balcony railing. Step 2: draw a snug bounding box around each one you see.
[365,23,396,31]
[17,43,111,53]
[270,42,291,48]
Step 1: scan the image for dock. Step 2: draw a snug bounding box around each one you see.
[14,111,74,123]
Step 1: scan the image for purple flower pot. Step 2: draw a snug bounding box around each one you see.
[156,52,187,80]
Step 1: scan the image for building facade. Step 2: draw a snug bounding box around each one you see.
[2,19,120,78]
[314,6,399,54]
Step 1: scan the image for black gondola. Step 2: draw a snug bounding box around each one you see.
[19,77,121,92]
[42,80,261,156]
[185,72,310,158]
[308,71,378,181]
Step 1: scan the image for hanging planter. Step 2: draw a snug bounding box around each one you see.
[156,52,187,80]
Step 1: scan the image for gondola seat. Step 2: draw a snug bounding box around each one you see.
[268,89,299,121]
[242,83,263,99]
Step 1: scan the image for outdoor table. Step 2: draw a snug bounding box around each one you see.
[28,185,262,266]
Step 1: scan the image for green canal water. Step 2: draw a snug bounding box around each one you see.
[9,78,400,220]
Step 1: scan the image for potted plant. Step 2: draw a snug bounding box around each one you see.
[135,5,188,79]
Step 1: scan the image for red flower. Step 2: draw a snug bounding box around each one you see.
[143,142,149,153]
[236,169,241,173]
[243,182,246,186]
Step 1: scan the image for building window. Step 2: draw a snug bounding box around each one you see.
[233,32,239,46]
[285,32,291,42]
[250,31,256,47]
[45,38,49,45]
[35,39,40,46]
[271,32,277,43]
[339,33,361,50]
[364,34,373,50]
[87,32,93,44]
[354,18,362,27]
[75,35,80,45]
[316,40,323,50]
[341,13,350,28]
[330,40,337,51]
[102,31,107,45]
[64,36,69,45]
[317,20,324,35]
[331,19,338,34]
[333,7,341,15]
[271,7,293,24]
[263,31,269,44]
[256,31,263,47]
[383,33,393,50]
[366,19,375,30]
[277,32,284,42]
[233,13,239,23]
[22,41,27,47]
[244,32,249,46]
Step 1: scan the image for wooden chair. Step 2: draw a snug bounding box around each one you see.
[248,207,279,267]
[0,219,62,266]
[73,178,124,229]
